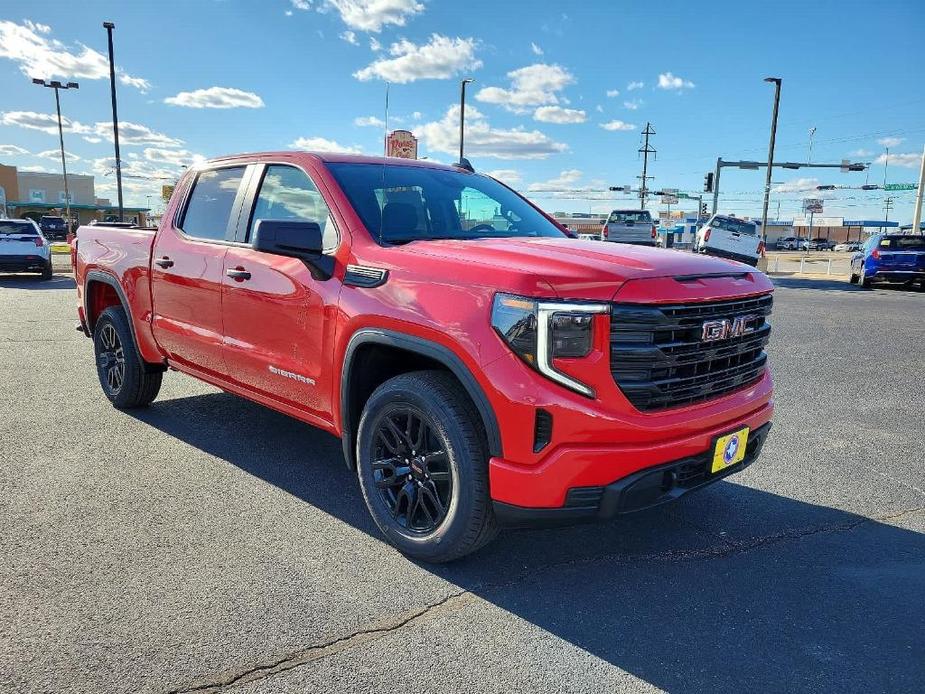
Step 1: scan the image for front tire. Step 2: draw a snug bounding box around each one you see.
[356,370,497,563]
[93,306,162,409]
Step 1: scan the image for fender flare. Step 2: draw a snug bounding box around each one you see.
[340,329,503,469]
[84,270,144,352]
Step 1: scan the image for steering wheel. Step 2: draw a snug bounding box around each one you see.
[468,223,496,233]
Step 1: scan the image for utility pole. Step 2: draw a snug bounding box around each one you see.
[458,78,473,165]
[637,122,656,209]
[883,196,894,223]
[712,158,722,214]
[760,77,782,248]
[911,144,925,235]
[103,22,124,222]
[32,79,79,233]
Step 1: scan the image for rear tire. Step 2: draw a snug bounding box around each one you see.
[40,259,52,281]
[859,265,872,288]
[93,306,162,409]
[356,370,498,563]
[849,267,858,284]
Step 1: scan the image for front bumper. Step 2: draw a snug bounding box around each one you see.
[494,422,771,526]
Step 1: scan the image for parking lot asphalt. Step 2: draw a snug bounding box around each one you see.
[1,270,923,694]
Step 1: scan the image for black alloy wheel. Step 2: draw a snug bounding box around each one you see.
[371,407,453,534]
[97,322,126,395]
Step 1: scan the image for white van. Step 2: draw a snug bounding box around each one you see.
[695,215,763,266]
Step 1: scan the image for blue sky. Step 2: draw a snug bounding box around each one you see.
[1,0,923,221]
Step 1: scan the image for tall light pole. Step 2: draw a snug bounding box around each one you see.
[32,79,78,232]
[760,77,782,247]
[103,21,124,222]
[459,78,473,165]
[911,144,925,235]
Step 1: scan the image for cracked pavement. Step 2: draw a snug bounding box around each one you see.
[1,271,923,693]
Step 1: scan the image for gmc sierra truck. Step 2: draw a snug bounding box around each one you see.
[73,152,774,562]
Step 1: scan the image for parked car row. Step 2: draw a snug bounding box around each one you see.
[775,236,860,251]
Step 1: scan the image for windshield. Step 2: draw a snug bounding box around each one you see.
[710,216,757,235]
[327,163,565,244]
[0,221,39,236]
[608,210,651,224]
[880,236,925,250]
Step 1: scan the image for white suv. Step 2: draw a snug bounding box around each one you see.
[0,219,53,280]
[695,215,763,266]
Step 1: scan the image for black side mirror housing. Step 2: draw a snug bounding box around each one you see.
[252,219,333,280]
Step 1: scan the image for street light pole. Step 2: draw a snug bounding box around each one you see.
[32,79,79,233]
[459,78,473,165]
[760,77,782,247]
[103,21,124,222]
[911,144,925,235]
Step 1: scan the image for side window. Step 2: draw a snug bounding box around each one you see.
[248,165,338,252]
[180,167,246,241]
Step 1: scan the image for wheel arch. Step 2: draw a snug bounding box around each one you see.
[340,329,503,469]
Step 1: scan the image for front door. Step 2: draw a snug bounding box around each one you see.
[150,165,248,377]
[220,163,341,422]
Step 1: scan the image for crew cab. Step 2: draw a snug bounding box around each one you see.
[695,214,763,266]
[850,233,925,288]
[73,152,774,562]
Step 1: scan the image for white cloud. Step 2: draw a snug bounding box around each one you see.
[322,0,424,32]
[600,119,635,131]
[143,147,205,168]
[289,136,364,154]
[877,136,904,148]
[528,169,582,192]
[36,148,80,161]
[98,121,183,146]
[876,152,922,168]
[595,104,604,113]
[627,81,644,91]
[657,72,695,90]
[354,34,481,83]
[623,99,642,110]
[369,36,382,51]
[849,148,873,157]
[415,104,567,160]
[164,86,265,109]
[340,30,358,44]
[354,115,385,127]
[533,105,586,124]
[606,89,619,97]
[487,169,522,184]
[0,144,29,156]
[2,111,184,148]
[1,110,71,134]
[772,177,820,194]
[475,63,574,113]
[0,20,148,91]
[291,0,312,10]
[530,42,543,56]
[412,111,422,120]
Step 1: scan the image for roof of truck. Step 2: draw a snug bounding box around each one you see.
[206,151,463,172]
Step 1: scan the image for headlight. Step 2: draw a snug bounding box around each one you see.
[491,293,609,397]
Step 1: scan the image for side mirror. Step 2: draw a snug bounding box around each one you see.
[252,219,333,280]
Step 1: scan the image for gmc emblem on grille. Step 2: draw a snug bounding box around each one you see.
[701,314,759,342]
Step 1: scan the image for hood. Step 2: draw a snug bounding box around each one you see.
[395,237,763,301]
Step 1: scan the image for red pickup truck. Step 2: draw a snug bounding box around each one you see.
[74,152,774,562]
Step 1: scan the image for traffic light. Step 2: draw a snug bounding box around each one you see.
[703,172,714,193]
[700,202,708,217]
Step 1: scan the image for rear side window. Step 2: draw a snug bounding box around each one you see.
[0,221,38,235]
[609,211,651,223]
[247,165,338,251]
[180,167,246,241]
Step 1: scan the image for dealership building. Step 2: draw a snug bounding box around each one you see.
[0,164,149,226]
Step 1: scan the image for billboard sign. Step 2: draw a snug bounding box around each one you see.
[802,198,824,214]
[385,130,418,159]
[661,188,679,205]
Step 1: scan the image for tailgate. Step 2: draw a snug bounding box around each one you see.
[607,222,652,243]
[878,251,925,269]
[709,230,758,256]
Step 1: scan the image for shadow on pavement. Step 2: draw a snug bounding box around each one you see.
[132,391,925,693]
[0,274,76,290]
[772,276,925,293]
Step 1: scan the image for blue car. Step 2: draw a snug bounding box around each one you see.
[850,233,925,288]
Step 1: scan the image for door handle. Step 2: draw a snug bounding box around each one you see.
[154,256,174,269]
[226,267,251,281]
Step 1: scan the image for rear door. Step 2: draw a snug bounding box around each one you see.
[220,162,342,422]
[150,165,250,377]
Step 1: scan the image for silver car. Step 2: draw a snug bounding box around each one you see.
[602,209,657,246]
[0,219,53,280]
